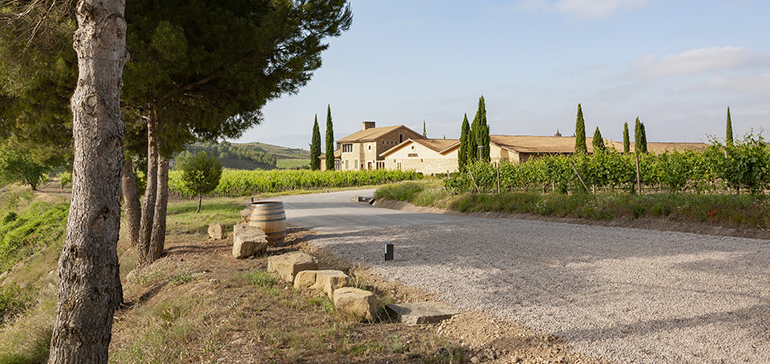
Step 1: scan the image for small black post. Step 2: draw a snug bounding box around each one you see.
[385,243,394,261]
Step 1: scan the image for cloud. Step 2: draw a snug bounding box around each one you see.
[705,74,770,92]
[553,0,651,18]
[631,47,766,77]
[509,0,651,18]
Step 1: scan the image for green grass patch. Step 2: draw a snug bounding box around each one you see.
[276,158,311,170]
[165,198,242,235]
[0,201,68,273]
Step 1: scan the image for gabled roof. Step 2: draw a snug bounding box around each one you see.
[318,149,341,160]
[635,142,708,153]
[337,125,421,143]
[489,135,613,154]
[380,138,460,158]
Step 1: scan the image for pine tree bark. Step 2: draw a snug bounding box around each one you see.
[49,0,127,362]
[121,159,141,246]
[138,109,158,265]
[149,156,168,261]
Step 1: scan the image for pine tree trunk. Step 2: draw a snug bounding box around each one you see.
[122,159,141,246]
[49,0,127,362]
[138,110,158,265]
[149,157,168,261]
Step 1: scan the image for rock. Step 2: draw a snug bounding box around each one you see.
[470,356,480,364]
[385,302,458,325]
[312,270,349,298]
[293,270,318,290]
[240,207,251,222]
[208,223,226,240]
[267,251,318,283]
[333,287,378,320]
[294,270,349,298]
[232,224,269,259]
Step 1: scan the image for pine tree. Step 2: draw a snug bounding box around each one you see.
[634,117,642,154]
[422,120,427,138]
[726,107,734,146]
[623,122,630,153]
[459,114,470,171]
[310,115,321,170]
[640,122,648,153]
[592,127,606,152]
[325,105,335,170]
[575,104,587,154]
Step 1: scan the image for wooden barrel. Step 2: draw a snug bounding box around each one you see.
[248,201,286,245]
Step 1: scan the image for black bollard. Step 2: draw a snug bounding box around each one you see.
[385,243,394,261]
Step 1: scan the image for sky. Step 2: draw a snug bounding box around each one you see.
[232,0,770,150]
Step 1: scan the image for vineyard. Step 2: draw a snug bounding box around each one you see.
[169,169,422,197]
[449,137,770,195]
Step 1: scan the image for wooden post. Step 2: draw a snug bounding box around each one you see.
[569,160,591,194]
[496,163,501,194]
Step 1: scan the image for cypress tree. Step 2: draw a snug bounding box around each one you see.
[310,115,321,170]
[325,105,335,170]
[592,127,606,152]
[623,122,630,153]
[726,107,734,146]
[471,96,490,162]
[640,122,648,153]
[423,120,427,138]
[634,117,642,154]
[574,104,587,154]
[459,114,470,171]
[469,113,479,163]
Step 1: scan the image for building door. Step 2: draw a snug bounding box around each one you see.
[367,162,372,170]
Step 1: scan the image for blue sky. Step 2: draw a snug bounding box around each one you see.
[233,0,770,150]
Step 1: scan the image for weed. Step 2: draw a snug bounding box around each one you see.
[245,270,278,287]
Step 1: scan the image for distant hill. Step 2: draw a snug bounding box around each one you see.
[180,141,310,170]
[237,142,311,170]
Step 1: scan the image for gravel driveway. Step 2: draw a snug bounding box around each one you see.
[280,190,770,363]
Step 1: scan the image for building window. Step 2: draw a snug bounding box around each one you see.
[368,145,371,150]
[342,144,353,153]
[399,134,403,143]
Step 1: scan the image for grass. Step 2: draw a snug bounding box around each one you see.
[376,179,770,230]
[276,158,311,170]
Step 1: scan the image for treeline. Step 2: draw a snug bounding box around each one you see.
[449,136,770,195]
[182,141,277,169]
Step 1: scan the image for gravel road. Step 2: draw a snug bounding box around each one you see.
[280,190,770,363]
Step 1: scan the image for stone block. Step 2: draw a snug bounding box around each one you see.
[208,223,226,240]
[333,287,377,320]
[312,270,349,298]
[294,270,318,290]
[267,251,318,283]
[232,224,269,259]
[294,270,349,298]
[385,302,458,325]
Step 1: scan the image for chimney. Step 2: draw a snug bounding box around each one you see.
[362,121,376,130]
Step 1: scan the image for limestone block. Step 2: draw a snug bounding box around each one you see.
[385,302,458,325]
[294,270,318,290]
[240,207,251,222]
[232,224,269,259]
[267,251,318,283]
[312,270,349,298]
[208,223,226,240]
[333,287,377,320]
